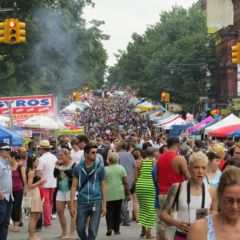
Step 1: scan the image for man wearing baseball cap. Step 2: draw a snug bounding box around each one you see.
[0,143,13,240]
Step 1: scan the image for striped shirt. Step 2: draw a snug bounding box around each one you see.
[0,157,13,201]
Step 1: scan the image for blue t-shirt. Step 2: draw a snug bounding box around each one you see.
[204,170,221,188]
[152,164,160,209]
[73,160,106,204]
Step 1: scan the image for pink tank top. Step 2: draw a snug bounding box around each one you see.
[12,167,24,192]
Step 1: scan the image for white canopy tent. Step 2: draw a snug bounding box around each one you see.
[60,101,90,114]
[154,114,179,126]
[23,115,61,130]
[162,117,186,130]
[0,115,10,127]
[205,114,240,134]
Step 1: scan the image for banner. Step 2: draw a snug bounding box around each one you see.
[0,95,54,114]
[206,0,233,34]
[0,95,55,126]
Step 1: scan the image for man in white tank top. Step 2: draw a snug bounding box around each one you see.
[159,151,218,240]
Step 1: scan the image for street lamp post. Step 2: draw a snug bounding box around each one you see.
[4,101,14,130]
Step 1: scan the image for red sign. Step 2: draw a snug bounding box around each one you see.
[0,95,55,126]
[0,95,54,114]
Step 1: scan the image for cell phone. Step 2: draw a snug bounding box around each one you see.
[196,208,208,220]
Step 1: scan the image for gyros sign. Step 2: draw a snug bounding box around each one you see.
[0,95,54,114]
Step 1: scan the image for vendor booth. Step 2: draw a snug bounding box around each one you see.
[0,125,23,146]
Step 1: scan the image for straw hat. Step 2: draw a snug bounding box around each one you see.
[39,140,52,149]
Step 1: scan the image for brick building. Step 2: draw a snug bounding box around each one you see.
[210,0,240,103]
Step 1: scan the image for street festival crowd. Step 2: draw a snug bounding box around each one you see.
[1,95,240,240]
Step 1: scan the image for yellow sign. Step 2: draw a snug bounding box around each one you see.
[230,98,240,111]
[58,129,84,135]
[220,109,231,116]
[206,0,233,34]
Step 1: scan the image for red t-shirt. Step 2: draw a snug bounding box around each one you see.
[157,151,185,194]
[219,159,225,171]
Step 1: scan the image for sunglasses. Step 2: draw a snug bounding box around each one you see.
[90,151,97,155]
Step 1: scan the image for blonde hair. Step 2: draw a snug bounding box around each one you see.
[60,148,70,158]
[109,152,119,164]
[189,151,208,166]
[218,167,240,202]
[208,143,225,159]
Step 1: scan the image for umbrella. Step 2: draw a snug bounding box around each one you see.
[0,115,10,127]
[23,115,59,130]
[209,124,240,137]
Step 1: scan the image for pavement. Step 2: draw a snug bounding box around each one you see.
[8,212,156,240]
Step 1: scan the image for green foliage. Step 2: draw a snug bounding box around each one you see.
[0,0,107,97]
[107,2,218,111]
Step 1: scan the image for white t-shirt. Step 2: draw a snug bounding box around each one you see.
[37,151,57,188]
[177,181,212,227]
[70,149,83,163]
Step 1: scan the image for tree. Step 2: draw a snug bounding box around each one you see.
[107,2,218,111]
[0,0,107,97]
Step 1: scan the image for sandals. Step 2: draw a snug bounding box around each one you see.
[145,230,155,239]
[140,227,146,237]
[10,226,20,232]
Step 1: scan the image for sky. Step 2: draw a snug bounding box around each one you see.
[83,0,198,66]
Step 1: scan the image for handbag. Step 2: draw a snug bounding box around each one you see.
[22,196,32,209]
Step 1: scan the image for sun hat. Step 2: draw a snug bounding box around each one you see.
[39,140,52,149]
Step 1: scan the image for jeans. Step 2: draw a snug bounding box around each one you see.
[106,199,122,233]
[76,201,102,240]
[0,199,13,240]
[43,188,55,226]
[120,199,130,224]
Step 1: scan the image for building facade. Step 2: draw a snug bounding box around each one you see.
[203,0,239,103]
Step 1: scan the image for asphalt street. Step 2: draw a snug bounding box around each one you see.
[8,212,156,240]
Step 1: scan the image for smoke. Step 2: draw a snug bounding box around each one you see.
[31,7,87,95]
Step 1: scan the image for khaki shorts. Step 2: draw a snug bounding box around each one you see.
[158,194,177,238]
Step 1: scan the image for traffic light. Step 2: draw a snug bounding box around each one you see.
[231,43,240,64]
[161,92,166,102]
[83,86,89,93]
[72,91,81,101]
[6,19,17,44]
[0,21,6,43]
[16,20,26,43]
[126,85,131,92]
[165,92,170,102]
[161,91,170,102]
[0,19,26,44]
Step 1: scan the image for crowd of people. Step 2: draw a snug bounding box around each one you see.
[1,96,240,240]
[1,132,240,240]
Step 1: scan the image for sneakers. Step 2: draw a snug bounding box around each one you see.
[106,231,112,236]
[52,214,57,219]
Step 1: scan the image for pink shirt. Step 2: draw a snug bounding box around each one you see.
[12,167,24,192]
